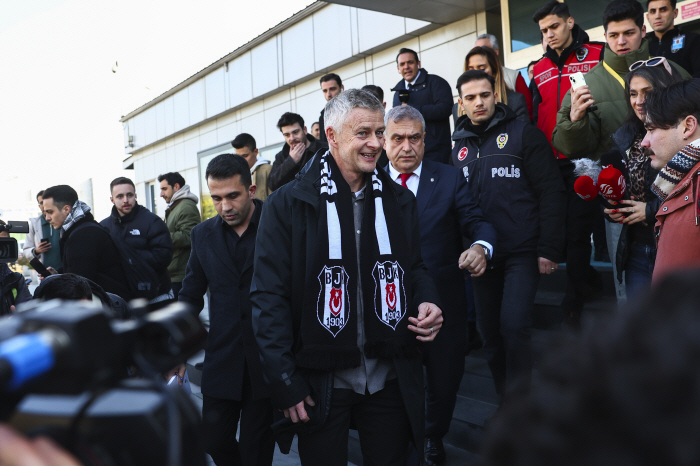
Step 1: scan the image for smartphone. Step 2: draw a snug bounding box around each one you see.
[569,72,587,90]
[40,238,49,244]
[30,258,50,277]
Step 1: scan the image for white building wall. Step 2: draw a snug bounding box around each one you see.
[123,4,488,218]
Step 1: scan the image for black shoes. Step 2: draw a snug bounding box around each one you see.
[424,437,446,466]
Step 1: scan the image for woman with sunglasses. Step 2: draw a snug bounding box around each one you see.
[602,57,683,295]
[452,46,530,124]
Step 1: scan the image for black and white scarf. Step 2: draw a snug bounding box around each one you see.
[61,200,92,235]
[652,140,700,201]
[296,151,416,371]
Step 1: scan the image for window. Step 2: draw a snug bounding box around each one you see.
[508,0,543,52]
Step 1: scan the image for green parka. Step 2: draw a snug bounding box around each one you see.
[165,189,201,283]
[552,40,690,161]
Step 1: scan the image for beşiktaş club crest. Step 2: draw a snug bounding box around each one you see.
[458,146,468,161]
[497,133,509,149]
[317,266,350,337]
[575,47,589,62]
[372,261,407,330]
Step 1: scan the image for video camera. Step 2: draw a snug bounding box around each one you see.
[0,299,208,466]
[0,221,29,263]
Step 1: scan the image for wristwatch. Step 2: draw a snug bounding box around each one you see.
[481,245,491,261]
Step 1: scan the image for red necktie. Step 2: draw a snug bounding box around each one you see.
[399,173,412,187]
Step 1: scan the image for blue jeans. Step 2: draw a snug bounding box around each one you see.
[625,242,656,298]
[472,253,539,397]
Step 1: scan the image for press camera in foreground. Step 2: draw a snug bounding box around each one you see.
[0,299,208,466]
[0,221,29,263]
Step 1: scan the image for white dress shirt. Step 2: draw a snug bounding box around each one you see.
[404,70,422,89]
[388,161,494,258]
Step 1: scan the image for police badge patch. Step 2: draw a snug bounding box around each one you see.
[497,133,508,149]
[372,261,407,330]
[317,266,350,337]
[575,47,589,62]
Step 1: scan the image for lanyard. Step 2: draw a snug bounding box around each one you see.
[603,61,626,89]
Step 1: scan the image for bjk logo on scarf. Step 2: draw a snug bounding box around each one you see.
[372,261,406,330]
[317,266,350,337]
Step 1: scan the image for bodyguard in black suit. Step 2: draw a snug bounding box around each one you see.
[384,105,497,466]
[179,154,273,466]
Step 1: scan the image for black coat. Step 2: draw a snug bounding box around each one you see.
[392,68,454,164]
[451,90,529,127]
[251,151,440,449]
[60,213,131,300]
[179,199,269,400]
[268,134,328,191]
[101,204,173,296]
[451,104,566,262]
[646,27,700,78]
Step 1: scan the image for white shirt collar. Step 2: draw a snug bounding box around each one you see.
[388,160,423,181]
[405,69,422,89]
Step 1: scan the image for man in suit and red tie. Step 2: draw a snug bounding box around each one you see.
[384,105,497,466]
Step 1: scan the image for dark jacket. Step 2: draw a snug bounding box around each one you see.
[450,104,566,262]
[601,123,660,283]
[646,26,700,78]
[179,199,269,400]
[100,204,173,296]
[452,89,529,127]
[60,213,131,300]
[250,152,440,449]
[387,159,497,328]
[392,68,453,164]
[0,270,31,315]
[318,109,327,143]
[268,134,328,191]
[532,25,604,158]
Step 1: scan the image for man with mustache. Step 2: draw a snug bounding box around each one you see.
[268,112,327,191]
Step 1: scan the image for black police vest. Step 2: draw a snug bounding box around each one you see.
[451,118,540,259]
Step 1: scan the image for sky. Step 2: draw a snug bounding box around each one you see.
[0,0,311,220]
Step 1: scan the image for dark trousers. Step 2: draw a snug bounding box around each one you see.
[201,388,274,466]
[625,242,656,297]
[473,254,539,397]
[297,379,412,466]
[562,183,601,315]
[172,281,182,300]
[423,313,466,439]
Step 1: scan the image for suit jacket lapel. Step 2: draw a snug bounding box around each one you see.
[416,161,438,218]
[205,220,238,276]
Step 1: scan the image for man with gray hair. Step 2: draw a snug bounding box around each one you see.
[384,104,496,465]
[474,33,533,119]
[251,88,444,465]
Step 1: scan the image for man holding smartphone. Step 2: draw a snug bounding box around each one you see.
[22,190,62,272]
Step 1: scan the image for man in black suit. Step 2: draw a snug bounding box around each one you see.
[178,154,273,466]
[384,105,497,466]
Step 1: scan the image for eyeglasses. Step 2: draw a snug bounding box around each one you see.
[629,56,673,75]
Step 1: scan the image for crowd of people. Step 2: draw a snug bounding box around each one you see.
[3,0,700,465]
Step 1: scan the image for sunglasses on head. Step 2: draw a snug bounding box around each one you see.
[629,56,673,75]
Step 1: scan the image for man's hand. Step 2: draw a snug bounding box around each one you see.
[35,242,51,254]
[289,143,305,163]
[42,267,58,279]
[283,395,315,423]
[569,85,595,123]
[0,424,83,466]
[459,245,487,277]
[538,257,558,275]
[408,302,443,342]
[165,363,187,386]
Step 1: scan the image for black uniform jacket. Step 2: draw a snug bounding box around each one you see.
[251,151,440,448]
[451,104,566,263]
[179,199,269,400]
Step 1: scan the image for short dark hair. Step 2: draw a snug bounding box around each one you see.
[277,112,304,131]
[646,0,676,9]
[37,190,45,200]
[42,185,78,209]
[603,0,645,31]
[644,79,700,130]
[311,122,319,128]
[34,273,93,301]
[456,70,496,97]
[319,73,342,88]
[157,172,186,189]
[533,0,570,23]
[361,84,384,103]
[231,133,257,151]
[527,59,541,70]
[110,177,135,193]
[396,47,419,63]
[205,153,252,187]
